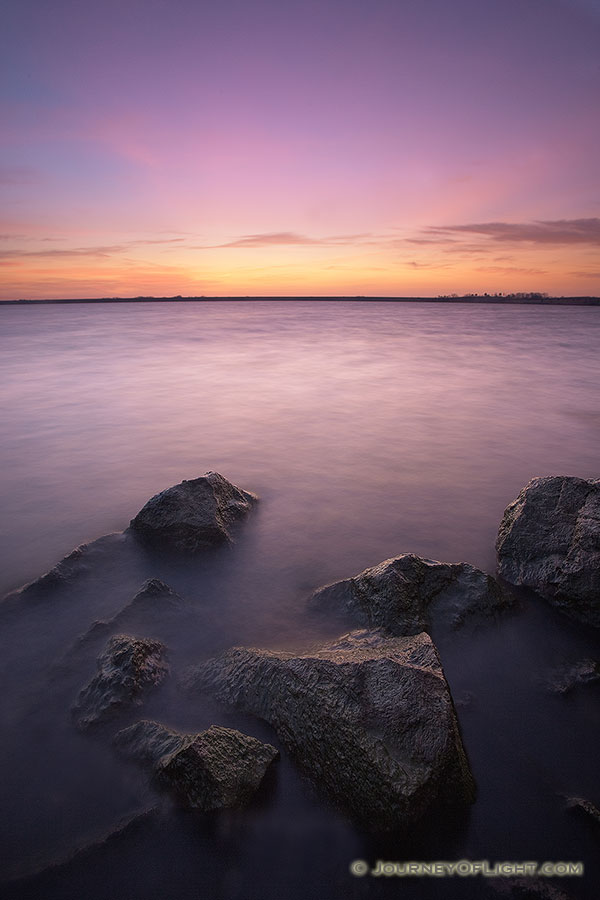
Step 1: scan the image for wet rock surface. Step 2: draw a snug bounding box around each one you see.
[185,628,475,831]
[496,476,600,626]
[114,720,279,809]
[128,471,258,552]
[308,553,509,635]
[72,635,169,730]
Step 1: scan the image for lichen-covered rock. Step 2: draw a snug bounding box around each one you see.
[128,471,258,552]
[496,476,600,626]
[185,629,475,831]
[114,720,278,809]
[308,553,508,634]
[72,635,168,730]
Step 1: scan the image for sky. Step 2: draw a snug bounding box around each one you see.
[1,0,599,298]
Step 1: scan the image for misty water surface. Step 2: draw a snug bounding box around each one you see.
[1,300,599,900]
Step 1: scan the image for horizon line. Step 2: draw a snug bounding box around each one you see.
[1,294,600,307]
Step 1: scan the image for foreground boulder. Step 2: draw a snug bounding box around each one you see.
[496,476,600,626]
[114,720,278,810]
[128,471,258,552]
[72,635,169,730]
[308,553,507,634]
[185,629,475,831]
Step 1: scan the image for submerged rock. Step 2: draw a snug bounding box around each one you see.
[185,629,475,831]
[114,720,278,810]
[491,877,574,900]
[128,471,258,552]
[1,533,123,609]
[546,658,600,695]
[565,796,600,827]
[70,579,192,651]
[308,553,508,635]
[496,476,600,626]
[72,635,169,730]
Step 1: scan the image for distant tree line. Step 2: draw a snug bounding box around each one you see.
[437,292,550,299]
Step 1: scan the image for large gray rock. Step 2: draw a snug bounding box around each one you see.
[308,553,508,635]
[185,629,475,831]
[72,635,169,730]
[496,476,600,625]
[128,471,258,552]
[114,720,278,810]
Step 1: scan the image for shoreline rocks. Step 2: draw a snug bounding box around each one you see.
[114,720,279,810]
[496,476,600,626]
[128,471,258,552]
[308,553,509,635]
[72,635,169,730]
[185,628,476,831]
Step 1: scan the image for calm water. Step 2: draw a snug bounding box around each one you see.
[0,300,599,900]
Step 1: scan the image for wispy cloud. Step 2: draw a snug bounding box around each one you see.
[423,218,600,245]
[569,270,600,279]
[407,260,452,269]
[133,238,187,245]
[203,231,374,249]
[0,245,127,260]
[475,266,548,275]
[0,237,189,261]
[0,245,128,261]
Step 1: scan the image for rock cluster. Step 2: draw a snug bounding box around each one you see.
[186,628,475,831]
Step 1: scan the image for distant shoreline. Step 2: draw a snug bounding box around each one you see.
[1,295,599,306]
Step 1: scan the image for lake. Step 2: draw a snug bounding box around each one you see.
[1,299,599,900]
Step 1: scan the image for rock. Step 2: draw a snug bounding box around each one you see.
[185,629,475,831]
[308,553,508,635]
[496,476,600,626]
[1,533,123,610]
[128,471,258,552]
[72,635,169,730]
[114,720,278,810]
[565,795,600,827]
[546,658,600,694]
[491,878,573,900]
[71,579,192,651]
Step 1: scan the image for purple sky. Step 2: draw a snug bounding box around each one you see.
[2,0,599,297]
